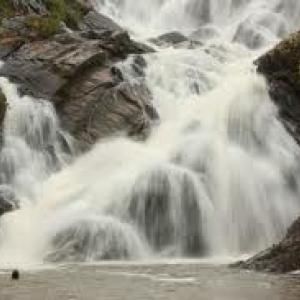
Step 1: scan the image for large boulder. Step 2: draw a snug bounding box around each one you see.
[0,10,157,148]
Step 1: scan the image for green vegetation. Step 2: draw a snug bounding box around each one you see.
[43,0,86,30]
[0,0,14,23]
[25,15,60,39]
[0,0,88,39]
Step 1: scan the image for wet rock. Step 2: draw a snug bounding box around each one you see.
[150,31,188,46]
[79,11,123,32]
[149,31,203,49]
[0,88,7,125]
[0,10,157,148]
[234,217,300,273]
[0,185,18,216]
[255,30,300,145]
[0,36,24,60]
[57,78,156,145]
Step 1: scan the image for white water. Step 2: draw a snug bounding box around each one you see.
[1,0,300,267]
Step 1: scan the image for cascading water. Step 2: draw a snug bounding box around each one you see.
[0,0,300,267]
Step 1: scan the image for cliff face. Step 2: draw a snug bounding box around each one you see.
[0,0,158,149]
[236,32,300,274]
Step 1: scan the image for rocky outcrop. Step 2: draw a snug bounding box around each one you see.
[235,31,300,274]
[234,217,300,273]
[255,31,300,144]
[0,8,157,148]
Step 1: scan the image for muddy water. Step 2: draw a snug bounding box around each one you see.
[0,263,300,300]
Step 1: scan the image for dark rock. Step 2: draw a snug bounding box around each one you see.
[0,185,18,217]
[255,31,300,145]
[150,31,188,46]
[11,269,20,280]
[235,217,300,273]
[149,31,203,50]
[0,87,7,125]
[0,36,24,60]
[79,11,123,32]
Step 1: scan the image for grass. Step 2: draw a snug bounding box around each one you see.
[0,0,14,23]
[0,0,88,39]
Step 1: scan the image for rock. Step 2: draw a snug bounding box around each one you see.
[255,31,300,144]
[0,11,157,148]
[234,217,300,273]
[0,88,7,125]
[0,185,18,217]
[56,77,156,145]
[0,36,24,60]
[11,270,20,280]
[79,11,123,32]
[8,0,47,14]
[150,31,188,46]
[235,30,300,274]
[149,31,203,50]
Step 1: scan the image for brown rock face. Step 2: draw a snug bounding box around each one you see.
[0,10,157,149]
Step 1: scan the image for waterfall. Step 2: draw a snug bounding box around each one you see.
[0,0,300,266]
